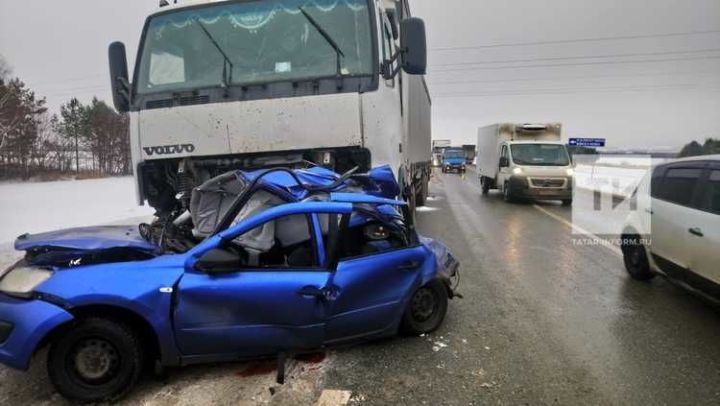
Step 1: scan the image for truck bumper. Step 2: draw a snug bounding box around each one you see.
[0,294,73,370]
[508,176,573,200]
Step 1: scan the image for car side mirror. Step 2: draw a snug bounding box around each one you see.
[400,18,427,75]
[195,248,242,274]
[499,157,509,168]
[108,41,131,113]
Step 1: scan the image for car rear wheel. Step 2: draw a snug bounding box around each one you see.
[622,236,655,281]
[48,318,144,403]
[401,280,448,335]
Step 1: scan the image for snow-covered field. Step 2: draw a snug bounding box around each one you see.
[0,177,154,244]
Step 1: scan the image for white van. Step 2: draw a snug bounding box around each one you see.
[621,155,720,300]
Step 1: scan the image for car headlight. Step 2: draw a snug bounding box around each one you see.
[566,168,575,176]
[0,266,53,297]
[512,167,524,175]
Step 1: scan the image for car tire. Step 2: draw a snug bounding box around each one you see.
[48,318,144,403]
[503,182,515,203]
[562,199,573,206]
[400,279,449,335]
[622,236,655,281]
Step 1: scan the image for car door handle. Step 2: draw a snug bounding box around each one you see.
[298,286,327,299]
[645,208,653,215]
[398,261,421,271]
[689,228,704,237]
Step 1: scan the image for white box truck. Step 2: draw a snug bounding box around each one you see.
[107,0,432,223]
[477,123,574,205]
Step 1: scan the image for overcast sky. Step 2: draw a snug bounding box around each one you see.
[1,0,719,149]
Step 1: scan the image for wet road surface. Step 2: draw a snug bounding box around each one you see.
[2,170,720,405]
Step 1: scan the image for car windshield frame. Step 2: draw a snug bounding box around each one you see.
[510,143,571,167]
[133,0,376,97]
[444,151,464,160]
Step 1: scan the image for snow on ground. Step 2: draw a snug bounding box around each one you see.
[0,177,154,244]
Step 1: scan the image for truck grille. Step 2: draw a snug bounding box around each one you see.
[529,178,566,188]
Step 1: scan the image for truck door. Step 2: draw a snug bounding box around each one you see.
[498,144,511,187]
[173,214,331,357]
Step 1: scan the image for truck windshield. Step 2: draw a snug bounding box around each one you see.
[444,151,464,159]
[136,0,373,95]
[510,144,570,166]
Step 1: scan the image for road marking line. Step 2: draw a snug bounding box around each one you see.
[532,204,623,258]
[317,389,352,406]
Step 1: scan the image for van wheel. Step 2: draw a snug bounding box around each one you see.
[48,318,144,403]
[622,236,655,281]
[481,177,490,195]
[401,280,448,335]
[503,182,515,203]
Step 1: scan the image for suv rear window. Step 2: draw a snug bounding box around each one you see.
[655,167,702,207]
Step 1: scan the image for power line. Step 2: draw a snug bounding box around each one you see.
[430,48,720,69]
[433,83,720,98]
[429,69,720,86]
[431,29,720,52]
[429,55,720,73]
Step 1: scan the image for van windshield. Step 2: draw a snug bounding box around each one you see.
[136,0,373,95]
[510,144,570,166]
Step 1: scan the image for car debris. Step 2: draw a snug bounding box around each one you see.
[0,166,460,402]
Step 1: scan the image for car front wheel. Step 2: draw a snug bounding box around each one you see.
[48,318,144,403]
[622,236,655,281]
[401,280,448,335]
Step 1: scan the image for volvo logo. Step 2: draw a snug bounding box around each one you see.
[143,144,196,156]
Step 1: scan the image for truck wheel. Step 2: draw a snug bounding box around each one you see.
[416,179,428,207]
[503,182,515,203]
[48,318,144,403]
[400,279,448,335]
[621,236,655,281]
[562,199,573,206]
[481,177,490,195]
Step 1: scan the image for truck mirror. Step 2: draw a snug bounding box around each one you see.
[400,18,427,75]
[499,157,509,167]
[108,41,131,113]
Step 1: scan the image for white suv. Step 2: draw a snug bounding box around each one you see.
[621,155,720,299]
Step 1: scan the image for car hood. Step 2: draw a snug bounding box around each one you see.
[15,226,161,267]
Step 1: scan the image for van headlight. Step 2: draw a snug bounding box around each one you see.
[513,167,524,175]
[566,168,575,176]
[0,266,53,298]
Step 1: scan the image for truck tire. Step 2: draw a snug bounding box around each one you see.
[48,318,144,403]
[503,182,515,203]
[416,178,428,207]
[562,199,573,206]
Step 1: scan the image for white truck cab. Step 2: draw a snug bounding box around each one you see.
[107,0,431,219]
[477,123,574,205]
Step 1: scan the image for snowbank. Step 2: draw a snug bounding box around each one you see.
[0,177,154,244]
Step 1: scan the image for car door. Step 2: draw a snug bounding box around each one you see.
[649,162,706,278]
[173,211,333,357]
[686,165,720,289]
[323,210,428,344]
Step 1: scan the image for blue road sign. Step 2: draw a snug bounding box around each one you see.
[569,138,606,147]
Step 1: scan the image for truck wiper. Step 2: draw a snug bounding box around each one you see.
[194,18,234,93]
[298,7,345,87]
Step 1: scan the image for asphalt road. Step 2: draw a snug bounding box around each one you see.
[2,170,720,405]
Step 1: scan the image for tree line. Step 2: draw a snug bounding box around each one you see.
[678,138,720,158]
[0,56,130,180]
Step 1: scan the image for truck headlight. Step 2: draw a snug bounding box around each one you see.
[566,168,575,176]
[512,167,524,175]
[0,266,53,298]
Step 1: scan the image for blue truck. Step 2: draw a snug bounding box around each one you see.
[441,148,466,173]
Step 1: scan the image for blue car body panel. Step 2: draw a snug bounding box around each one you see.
[443,158,465,166]
[0,294,73,370]
[0,167,457,372]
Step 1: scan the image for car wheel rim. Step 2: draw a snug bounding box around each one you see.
[411,288,437,322]
[70,338,120,384]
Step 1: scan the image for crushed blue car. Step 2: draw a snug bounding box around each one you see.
[0,165,460,402]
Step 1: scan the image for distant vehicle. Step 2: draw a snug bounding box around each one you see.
[0,167,460,402]
[462,144,476,164]
[621,155,720,302]
[477,123,574,205]
[441,148,466,173]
